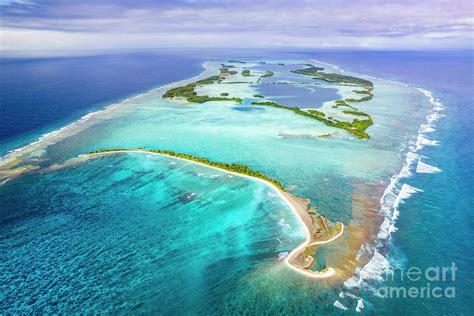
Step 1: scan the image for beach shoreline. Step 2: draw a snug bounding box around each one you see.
[83,149,345,279]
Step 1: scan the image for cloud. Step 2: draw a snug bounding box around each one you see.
[0,0,473,53]
[0,0,32,5]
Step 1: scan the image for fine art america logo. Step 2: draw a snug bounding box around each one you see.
[377,263,457,299]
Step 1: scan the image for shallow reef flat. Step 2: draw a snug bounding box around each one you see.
[0,58,433,313]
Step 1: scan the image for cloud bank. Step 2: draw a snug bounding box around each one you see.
[1,0,473,54]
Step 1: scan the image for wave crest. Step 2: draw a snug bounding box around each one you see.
[345,86,444,294]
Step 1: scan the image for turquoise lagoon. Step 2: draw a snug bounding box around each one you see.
[1,153,308,313]
[0,58,437,313]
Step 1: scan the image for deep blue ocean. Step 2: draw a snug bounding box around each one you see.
[0,50,472,314]
[304,50,474,314]
[0,51,204,153]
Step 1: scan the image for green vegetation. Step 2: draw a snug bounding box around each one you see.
[187,96,242,104]
[315,71,372,87]
[222,81,251,84]
[88,148,130,154]
[353,89,371,95]
[307,109,325,117]
[195,75,221,85]
[251,101,291,109]
[332,100,356,109]
[345,89,373,102]
[251,101,373,139]
[318,115,373,139]
[288,65,375,138]
[219,68,238,76]
[241,69,251,76]
[318,134,332,138]
[345,95,373,102]
[326,222,343,238]
[163,63,374,138]
[163,83,199,100]
[219,68,230,75]
[292,65,373,89]
[342,110,369,116]
[163,75,242,104]
[88,148,286,191]
[302,64,324,71]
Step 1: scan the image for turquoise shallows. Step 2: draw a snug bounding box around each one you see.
[2,52,472,314]
[0,153,307,313]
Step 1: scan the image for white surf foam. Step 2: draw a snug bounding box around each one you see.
[416,134,440,151]
[419,123,436,133]
[1,110,101,163]
[418,88,444,111]
[355,242,374,261]
[337,292,365,312]
[333,300,348,311]
[0,62,217,165]
[416,159,441,173]
[427,112,444,123]
[393,183,422,211]
[310,59,346,73]
[344,84,444,293]
[344,251,389,288]
[376,218,391,240]
[399,152,419,178]
[339,291,358,299]
[306,59,445,305]
[278,251,289,261]
[278,218,292,230]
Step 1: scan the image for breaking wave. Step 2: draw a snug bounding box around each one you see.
[333,300,349,311]
[344,86,444,290]
[311,60,446,310]
[416,159,442,173]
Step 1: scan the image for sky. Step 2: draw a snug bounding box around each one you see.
[0,0,473,55]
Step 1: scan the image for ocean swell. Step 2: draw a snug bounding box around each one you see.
[308,59,445,312]
[344,87,444,291]
[416,159,442,173]
[0,62,217,182]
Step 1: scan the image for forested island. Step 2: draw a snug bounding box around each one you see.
[162,61,375,139]
[251,100,373,139]
[162,75,242,103]
[87,148,285,190]
[292,64,373,88]
[288,64,375,138]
